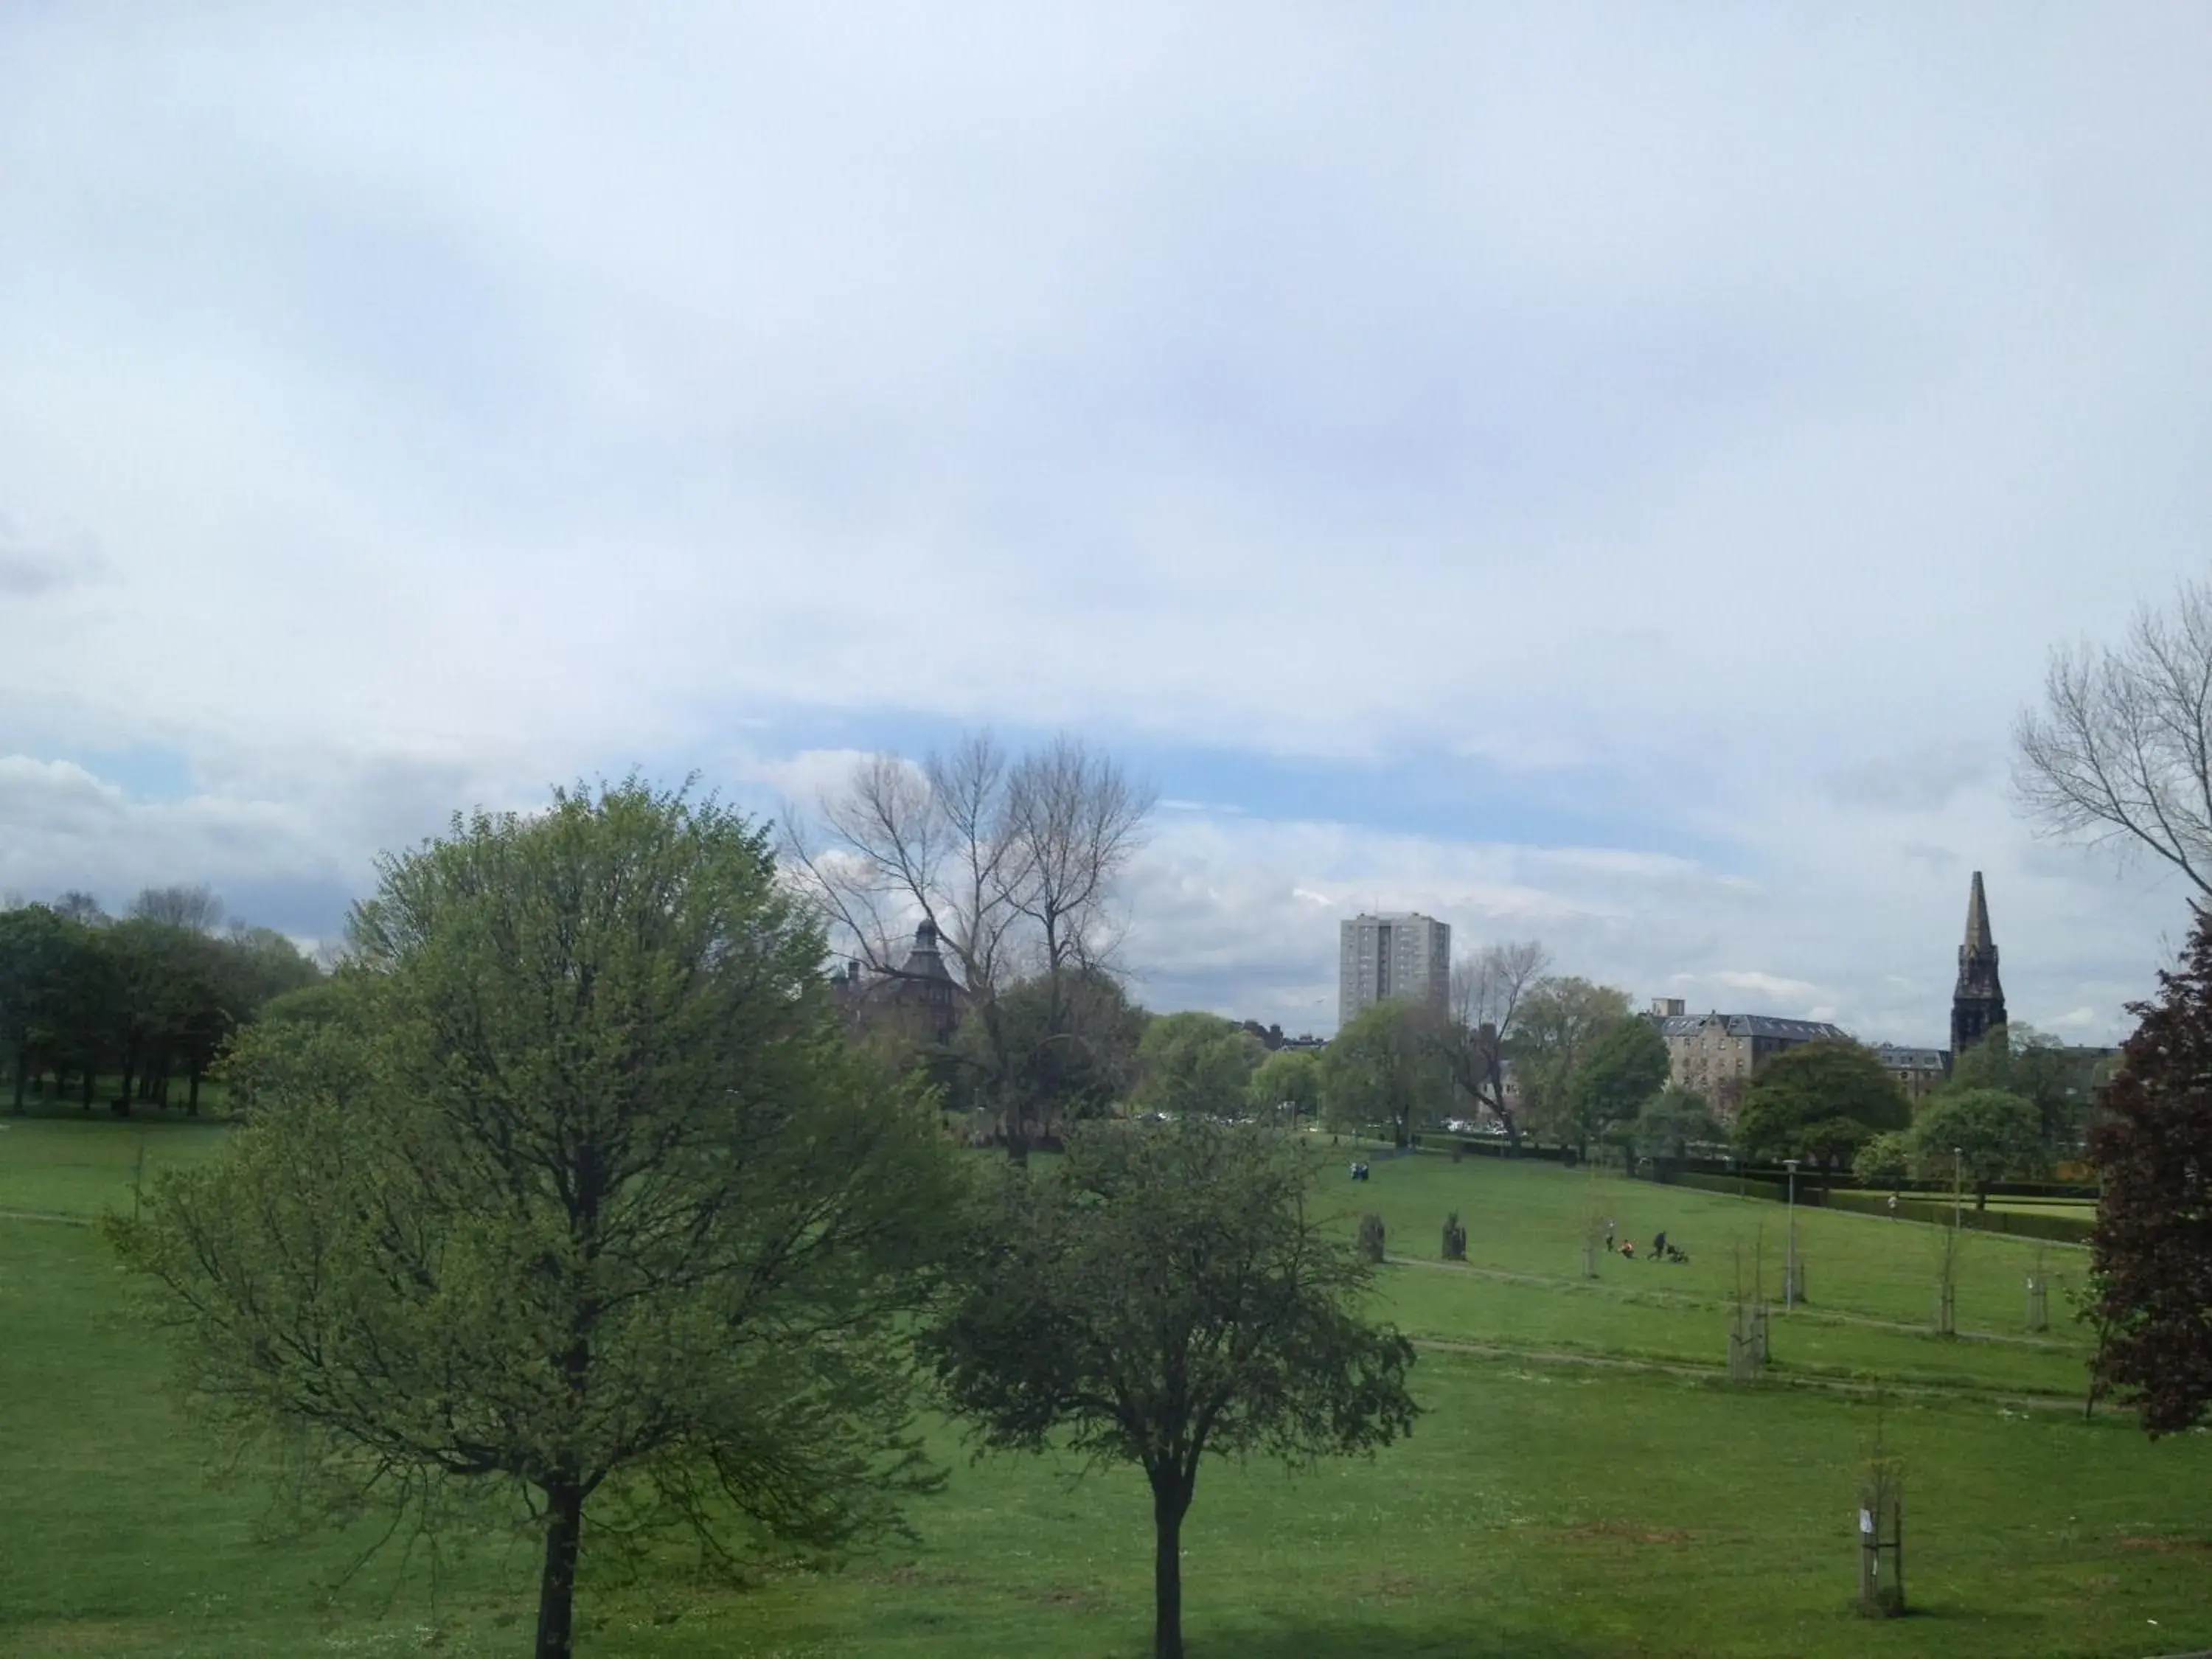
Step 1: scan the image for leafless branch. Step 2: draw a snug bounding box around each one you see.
[779,731,1155,1158]
[2014,580,2212,897]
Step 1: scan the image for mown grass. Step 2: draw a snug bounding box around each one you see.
[4,1122,2209,1658]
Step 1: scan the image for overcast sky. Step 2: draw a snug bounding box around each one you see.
[4,6,2210,1043]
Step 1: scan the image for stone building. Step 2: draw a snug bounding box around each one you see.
[831,919,962,1046]
[1652,1008,1850,1117]
[1871,1043,1949,1102]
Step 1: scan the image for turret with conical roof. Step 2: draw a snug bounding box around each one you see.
[1950,870,2007,1060]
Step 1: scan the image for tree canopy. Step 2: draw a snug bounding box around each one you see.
[1319,1000,1450,1147]
[950,964,1144,1134]
[1732,1040,1910,1164]
[0,896,320,1114]
[1248,1046,1321,1121]
[1630,1084,1722,1161]
[1948,1023,2110,1156]
[1565,1015,1671,1159]
[1853,1130,1914,1189]
[1506,976,1631,1147]
[1133,1011,1265,1119]
[108,780,962,1659]
[1910,1087,2045,1206]
[2089,905,2212,1435]
[923,1119,1418,1659]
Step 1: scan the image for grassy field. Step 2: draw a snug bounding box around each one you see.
[4,1121,2210,1658]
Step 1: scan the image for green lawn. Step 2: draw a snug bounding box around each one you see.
[4,1125,2209,1658]
[0,1111,235,1220]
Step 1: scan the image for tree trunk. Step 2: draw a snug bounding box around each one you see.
[10,1043,24,1113]
[187,1055,202,1116]
[534,1479,585,1659]
[1151,1475,1191,1659]
[80,1067,94,1109]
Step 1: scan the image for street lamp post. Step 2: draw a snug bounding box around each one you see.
[1784,1157,1801,1311]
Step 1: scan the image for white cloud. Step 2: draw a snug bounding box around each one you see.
[1701,971,1826,1006]
[0,8,2205,1040]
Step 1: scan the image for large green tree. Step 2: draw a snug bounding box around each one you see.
[2089,907,2212,1434]
[1133,1011,1265,1119]
[952,964,1145,1134]
[1507,976,1632,1147]
[108,781,961,1659]
[1853,1130,1914,1190]
[1733,1040,1911,1165]
[1319,1001,1450,1147]
[924,1119,1418,1659]
[1565,1015,1671,1160]
[1911,1087,2045,1208]
[1631,1085,1722,1161]
[1950,1023,2112,1157]
[1248,1046,1321,1122]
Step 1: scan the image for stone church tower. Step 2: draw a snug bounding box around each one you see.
[1950,870,2007,1060]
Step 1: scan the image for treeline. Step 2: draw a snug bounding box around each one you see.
[1120,970,2110,1205]
[0,886,322,1114]
[1112,959,1646,1155]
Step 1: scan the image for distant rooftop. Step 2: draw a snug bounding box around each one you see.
[1655,1012,1849,1043]
[1871,1043,1947,1069]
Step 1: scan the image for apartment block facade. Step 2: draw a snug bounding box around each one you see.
[1338,912,1451,1029]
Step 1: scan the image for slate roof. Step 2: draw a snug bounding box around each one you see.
[1871,1043,1948,1070]
[1655,1012,1849,1043]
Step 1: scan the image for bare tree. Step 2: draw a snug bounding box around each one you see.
[129,884,225,933]
[1428,941,1548,1143]
[783,732,1155,1160]
[2015,580,2212,897]
[54,890,107,927]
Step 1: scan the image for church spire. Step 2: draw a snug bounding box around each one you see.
[1964,869,1992,953]
[1950,869,2006,1060]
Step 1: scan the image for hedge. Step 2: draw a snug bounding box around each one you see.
[1823,1189,2094,1243]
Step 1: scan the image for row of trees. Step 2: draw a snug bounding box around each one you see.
[1290,967,1672,1155]
[0,886,321,1113]
[1113,964,1678,1157]
[1845,1026,2112,1205]
[112,781,1414,1659]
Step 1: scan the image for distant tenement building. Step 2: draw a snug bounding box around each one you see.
[1338,912,1450,1029]
[1652,1009,1850,1116]
[1872,1043,1949,1102]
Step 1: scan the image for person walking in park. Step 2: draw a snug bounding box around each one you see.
[1652,1229,1667,1261]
